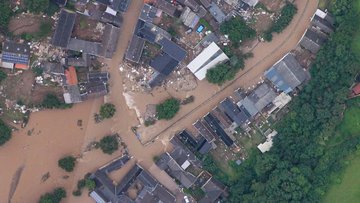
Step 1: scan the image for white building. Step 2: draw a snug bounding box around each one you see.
[187,42,229,80]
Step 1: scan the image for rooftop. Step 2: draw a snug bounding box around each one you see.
[299,28,328,54]
[52,10,76,48]
[1,41,30,65]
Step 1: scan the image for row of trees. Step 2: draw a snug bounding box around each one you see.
[263,2,297,41]
[212,1,360,202]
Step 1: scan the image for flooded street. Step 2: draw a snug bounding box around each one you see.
[0,0,318,202]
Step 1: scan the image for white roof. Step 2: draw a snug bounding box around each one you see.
[315,9,327,19]
[242,0,259,7]
[187,42,229,80]
[257,140,273,153]
[90,191,107,203]
[181,160,191,170]
[0,61,14,69]
[105,6,117,16]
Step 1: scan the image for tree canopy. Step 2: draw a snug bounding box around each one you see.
[0,119,12,146]
[99,135,119,155]
[99,103,116,119]
[25,0,49,14]
[58,156,76,172]
[206,64,236,85]
[0,1,13,32]
[0,70,7,83]
[39,187,66,203]
[156,98,180,120]
[41,94,72,109]
[220,17,256,47]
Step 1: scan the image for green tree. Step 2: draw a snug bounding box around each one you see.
[0,1,13,32]
[25,0,49,13]
[220,17,256,47]
[0,70,7,82]
[206,64,234,85]
[58,156,76,172]
[0,119,12,146]
[41,94,72,109]
[85,179,96,191]
[99,135,119,154]
[39,187,66,203]
[156,98,180,120]
[99,103,116,119]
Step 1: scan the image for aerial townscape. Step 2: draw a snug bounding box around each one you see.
[0,0,360,202]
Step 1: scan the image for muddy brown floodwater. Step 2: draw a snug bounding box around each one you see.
[0,0,318,202]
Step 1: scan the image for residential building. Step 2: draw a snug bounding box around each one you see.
[208,3,226,23]
[241,0,259,7]
[264,54,308,93]
[51,10,76,48]
[257,130,278,153]
[299,28,328,54]
[1,41,31,70]
[199,178,226,203]
[187,42,229,80]
[219,97,251,127]
[203,113,234,147]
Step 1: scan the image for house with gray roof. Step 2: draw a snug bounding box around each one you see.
[52,10,76,48]
[264,54,308,93]
[199,178,226,203]
[312,15,334,34]
[219,97,251,126]
[1,41,31,69]
[91,156,176,203]
[208,3,226,23]
[299,28,328,54]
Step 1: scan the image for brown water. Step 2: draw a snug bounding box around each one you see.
[0,0,319,202]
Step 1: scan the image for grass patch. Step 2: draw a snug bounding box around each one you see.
[323,97,360,202]
[319,0,331,10]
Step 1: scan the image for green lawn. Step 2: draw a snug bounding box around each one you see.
[323,98,360,203]
[323,150,360,203]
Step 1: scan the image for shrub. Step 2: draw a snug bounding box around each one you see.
[0,119,11,146]
[156,98,180,120]
[32,66,43,76]
[72,190,81,196]
[58,156,76,172]
[39,187,66,203]
[36,21,52,39]
[99,103,116,119]
[77,179,86,189]
[99,135,119,155]
[0,70,7,82]
[206,64,236,85]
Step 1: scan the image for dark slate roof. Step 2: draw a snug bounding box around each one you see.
[193,120,216,142]
[158,38,187,62]
[300,29,327,54]
[67,38,101,55]
[264,54,307,93]
[96,0,111,5]
[155,0,178,17]
[125,35,145,63]
[101,12,122,27]
[100,24,121,58]
[66,54,91,67]
[1,41,30,64]
[100,155,130,174]
[166,158,197,188]
[219,98,250,126]
[199,0,211,8]
[87,72,109,83]
[150,53,179,76]
[51,0,67,6]
[178,130,199,149]
[203,113,234,147]
[199,178,225,203]
[170,136,202,167]
[208,3,226,23]
[140,4,158,23]
[198,140,212,154]
[42,62,64,75]
[136,20,157,43]
[312,15,334,34]
[111,0,131,12]
[155,153,172,170]
[52,10,76,48]
[117,165,143,194]
[177,0,200,11]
